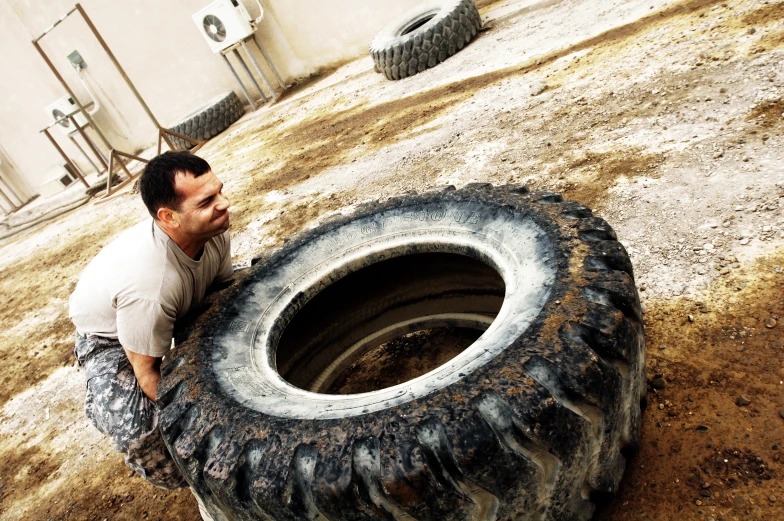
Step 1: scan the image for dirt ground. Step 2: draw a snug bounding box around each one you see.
[1,0,783,519]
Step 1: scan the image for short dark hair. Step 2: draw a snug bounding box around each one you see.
[139,151,211,218]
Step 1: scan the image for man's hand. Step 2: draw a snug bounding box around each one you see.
[124,349,162,401]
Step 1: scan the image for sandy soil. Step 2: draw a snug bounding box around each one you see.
[1,0,783,519]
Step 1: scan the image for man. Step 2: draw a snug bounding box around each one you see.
[69,151,232,508]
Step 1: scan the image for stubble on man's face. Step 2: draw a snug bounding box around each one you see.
[174,170,231,240]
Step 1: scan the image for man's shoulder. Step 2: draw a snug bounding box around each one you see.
[80,219,170,288]
[211,230,231,251]
[103,218,159,251]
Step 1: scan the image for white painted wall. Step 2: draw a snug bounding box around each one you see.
[0,144,34,210]
[257,0,423,77]
[0,0,427,198]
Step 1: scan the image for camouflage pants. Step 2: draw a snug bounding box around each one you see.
[74,333,187,490]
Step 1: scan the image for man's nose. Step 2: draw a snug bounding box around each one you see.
[216,193,230,211]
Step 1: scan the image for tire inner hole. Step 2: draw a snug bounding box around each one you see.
[275,252,505,394]
[400,14,436,35]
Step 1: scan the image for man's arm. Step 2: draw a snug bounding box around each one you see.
[124,349,162,401]
[116,297,175,401]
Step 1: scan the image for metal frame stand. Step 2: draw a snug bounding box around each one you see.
[222,34,287,110]
[33,3,207,200]
[41,125,90,189]
[69,133,102,174]
[69,115,109,171]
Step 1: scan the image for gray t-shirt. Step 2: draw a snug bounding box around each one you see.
[69,219,232,357]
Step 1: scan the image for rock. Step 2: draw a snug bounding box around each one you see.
[740,238,750,245]
[530,81,548,96]
[651,378,667,390]
[688,314,695,322]
[766,318,777,329]
[747,27,756,35]
[701,489,712,498]
[702,482,711,489]
[659,344,666,350]
[736,394,752,406]
[770,495,777,503]
[696,425,709,431]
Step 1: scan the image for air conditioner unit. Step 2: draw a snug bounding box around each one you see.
[45,95,89,136]
[193,0,256,54]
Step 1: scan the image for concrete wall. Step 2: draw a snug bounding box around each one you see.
[0,0,424,197]
[257,0,422,78]
[0,143,34,212]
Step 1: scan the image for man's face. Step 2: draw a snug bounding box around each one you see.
[170,170,231,240]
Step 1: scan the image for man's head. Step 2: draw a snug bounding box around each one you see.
[139,151,230,244]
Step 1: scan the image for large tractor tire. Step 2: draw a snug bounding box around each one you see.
[370,0,483,81]
[158,184,645,521]
[167,91,245,151]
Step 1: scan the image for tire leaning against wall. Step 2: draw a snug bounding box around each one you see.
[166,91,245,151]
[370,0,483,81]
[157,184,646,521]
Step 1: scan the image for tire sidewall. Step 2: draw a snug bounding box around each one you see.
[210,194,557,420]
[370,0,460,52]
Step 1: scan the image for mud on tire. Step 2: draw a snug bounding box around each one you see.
[166,91,245,151]
[158,184,645,521]
[370,0,482,81]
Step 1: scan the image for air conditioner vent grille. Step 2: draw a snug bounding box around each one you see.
[203,14,227,42]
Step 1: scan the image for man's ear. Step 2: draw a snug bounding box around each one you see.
[156,206,179,228]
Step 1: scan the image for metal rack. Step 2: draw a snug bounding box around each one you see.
[33,3,205,198]
[221,34,286,110]
[40,101,107,179]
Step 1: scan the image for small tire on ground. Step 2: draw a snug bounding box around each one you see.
[370,0,482,81]
[158,184,645,521]
[166,91,245,151]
